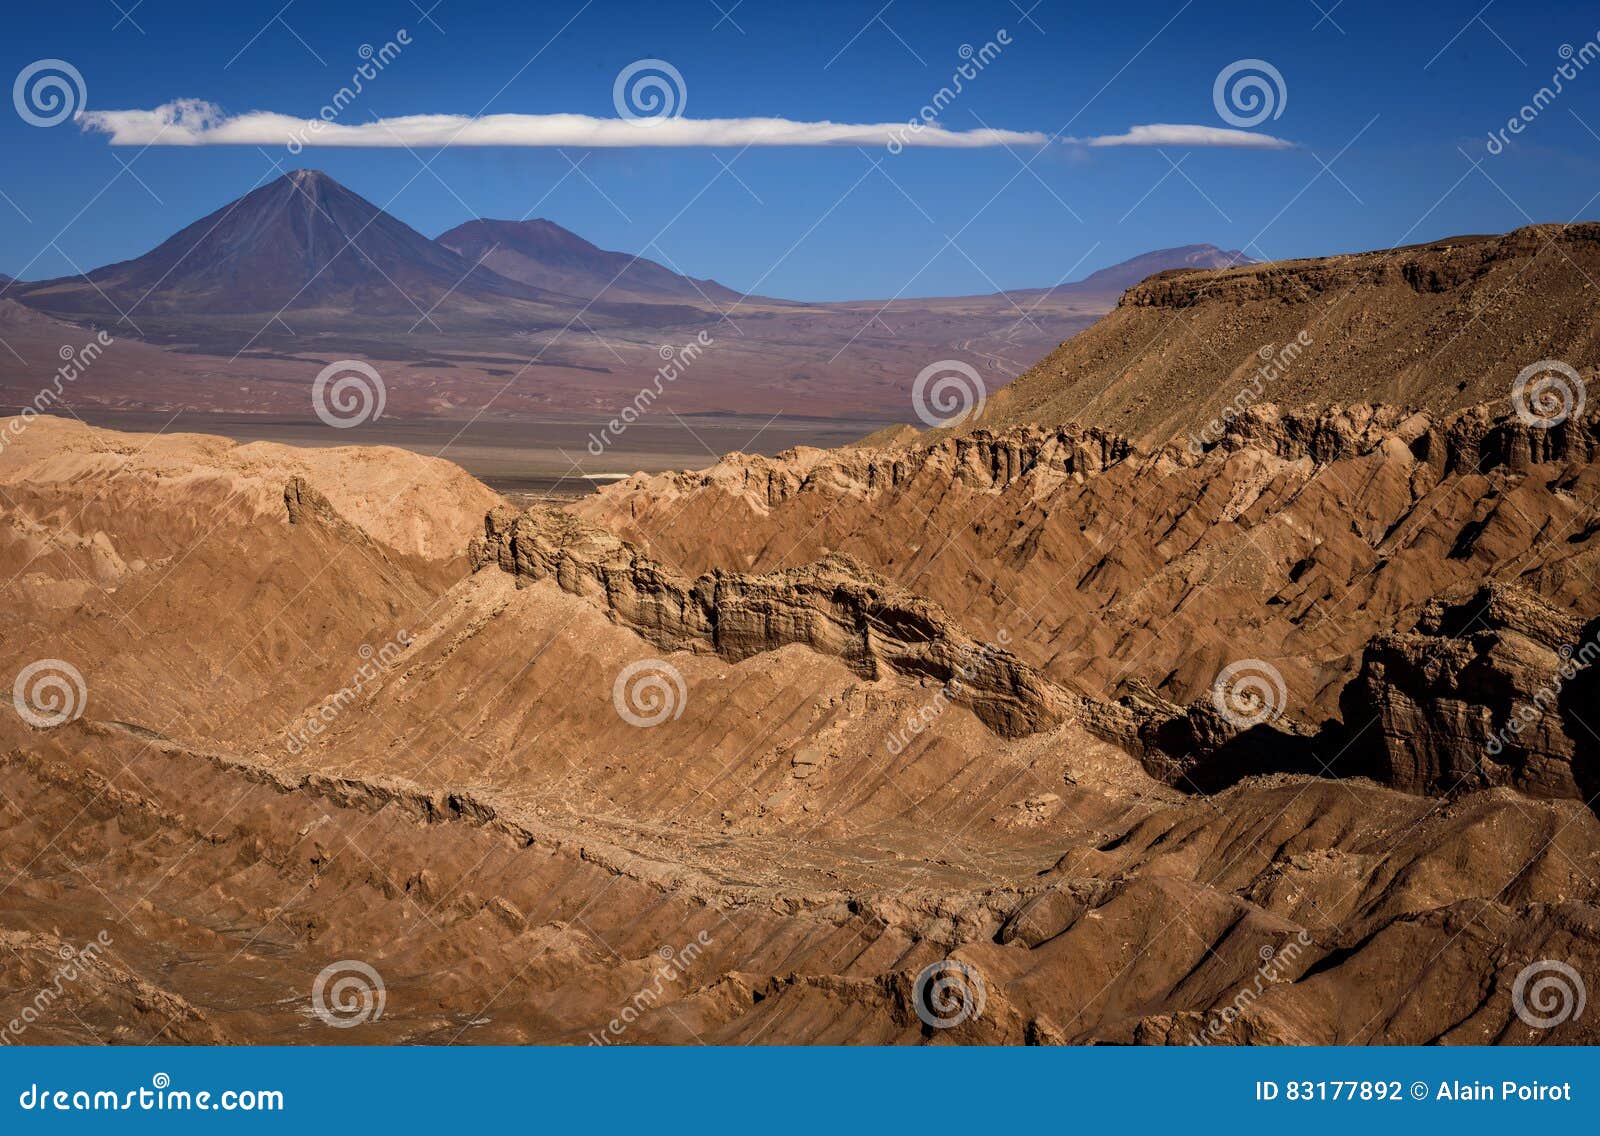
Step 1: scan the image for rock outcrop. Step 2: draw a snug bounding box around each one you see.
[1341,584,1599,799]
[596,422,1138,517]
[469,505,1064,737]
[584,400,1600,732]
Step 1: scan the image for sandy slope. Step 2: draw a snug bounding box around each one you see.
[977,224,1600,446]
[0,414,500,561]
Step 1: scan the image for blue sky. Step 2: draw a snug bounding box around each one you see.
[4,0,1600,300]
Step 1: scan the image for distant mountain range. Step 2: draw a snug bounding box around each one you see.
[1068,243,1256,294]
[437,218,749,306]
[0,169,1280,424]
[962,245,1256,310]
[4,169,1258,325]
[12,170,564,323]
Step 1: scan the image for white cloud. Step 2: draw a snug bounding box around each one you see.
[77,100,1050,149]
[76,101,1296,152]
[1080,123,1294,149]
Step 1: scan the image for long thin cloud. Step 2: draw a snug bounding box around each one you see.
[1081,123,1294,149]
[78,100,1048,148]
[77,100,1293,150]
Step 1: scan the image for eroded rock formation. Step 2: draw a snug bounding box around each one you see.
[1342,585,1599,799]
[469,504,1063,738]
[6,223,1600,1046]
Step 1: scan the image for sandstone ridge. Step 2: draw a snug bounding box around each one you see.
[469,504,1065,738]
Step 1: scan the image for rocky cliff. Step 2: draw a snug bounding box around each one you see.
[1342,585,1599,799]
[469,504,1065,738]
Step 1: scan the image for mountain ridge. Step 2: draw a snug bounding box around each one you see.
[9,168,1271,321]
[1070,242,1256,294]
[13,169,569,322]
[436,217,750,306]
[975,222,1600,445]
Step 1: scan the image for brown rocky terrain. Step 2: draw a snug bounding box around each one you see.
[3,400,1598,1046]
[3,226,1599,1045]
[976,225,1600,447]
[578,402,1600,734]
[1341,585,1600,802]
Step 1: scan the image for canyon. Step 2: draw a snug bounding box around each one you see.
[2,227,1597,1045]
